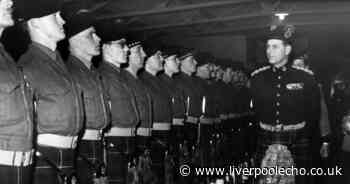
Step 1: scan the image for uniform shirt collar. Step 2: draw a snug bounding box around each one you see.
[32,42,57,61]
[272,65,288,73]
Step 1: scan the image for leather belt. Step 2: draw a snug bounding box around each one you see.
[186,116,198,124]
[259,121,306,132]
[0,149,33,166]
[214,117,221,123]
[82,129,102,141]
[137,127,152,136]
[105,127,135,137]
[37,134,78,149]
[199,117,214,124]
[220,114,228,120]
[172,118,184,126]
[153,122,171,131]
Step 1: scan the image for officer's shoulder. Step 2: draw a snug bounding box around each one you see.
[250,65,271,77]
[291,66,314,76]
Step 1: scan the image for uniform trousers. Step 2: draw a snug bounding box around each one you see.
[183,122,198,151]
[151,130,171,184]
[76,140,104,184]
[0,165,33,184]
[105,136,135,184]
[34,146,75,184]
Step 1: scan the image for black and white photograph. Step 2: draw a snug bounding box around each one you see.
[0,0,348,183]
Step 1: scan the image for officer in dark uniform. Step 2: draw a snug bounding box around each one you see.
[250,25,320,184]
[0,0,34,183]
[124,41,155,183]
[140,47,173,183]
[17,1,84,183]
[63,8,109,184]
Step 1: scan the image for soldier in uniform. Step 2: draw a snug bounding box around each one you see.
[97,38,136,183]
[140,47,173,183]
[0,0,34,183]
[174,52,202,152]
[124,41,155,183]
[63,8,110,184]
[212,66,230,166]
[250,25,321,184]
[17,0,84,183]
[158,51,186,183]
[195,61,217,168]
[98,37,140,184]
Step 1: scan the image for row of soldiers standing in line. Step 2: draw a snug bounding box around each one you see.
[0,0,253,184]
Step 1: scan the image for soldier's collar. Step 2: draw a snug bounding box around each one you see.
[272,65,288,72]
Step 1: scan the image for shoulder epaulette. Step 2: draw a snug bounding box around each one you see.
[251,66,271,77]
[292,66,314,75]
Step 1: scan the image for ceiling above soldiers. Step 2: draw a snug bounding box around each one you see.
[67,0,350,40]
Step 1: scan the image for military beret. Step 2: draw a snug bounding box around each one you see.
[127,41,142,49]
[15,0,63,21]
[93,21,128,43]
[294,51,308,61]
[62,4,94,39]
[178,53,193,61]
[143,46,161,58]
[163,52,177,60]
[267,24,296,44]
[195,52,213,67]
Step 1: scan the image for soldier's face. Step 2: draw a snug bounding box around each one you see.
[0,0,13,28]
[223,69,232,83]
[71,27,101,56]
[147,51,163,72]
[31,12,66,42]
[129,45,145,69]
[197,64,210,79]
[266,39,291,66]
[103,40,129,64]
[292,59,306,69]
[164,55,180,73]
[181,56,197,73]
[216,69,223,80]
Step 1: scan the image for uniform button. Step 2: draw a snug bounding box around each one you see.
[276,93,280,97]
[276,119,280,123]
[278,76,282,80]
[276,102,280,106]
[277,84,281,88]
[276,111,280,115]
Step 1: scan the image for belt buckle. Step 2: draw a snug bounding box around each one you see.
[275,124,283,132]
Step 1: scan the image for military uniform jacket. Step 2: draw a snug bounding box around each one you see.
[235,85,251,114]
[67,55,109,130]
[250,65,320,127]
[140,71,172,123]
[174,72,202,117]
[159,73,186,119]
[18,43,84,136]
[121,69,152,128]
[0,44,33,151]
[98,62,139,128]
[214,80,230,115]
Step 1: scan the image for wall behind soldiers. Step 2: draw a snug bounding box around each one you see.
[168,35,247,63]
